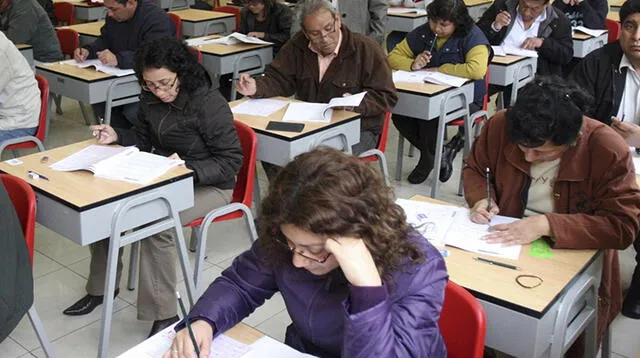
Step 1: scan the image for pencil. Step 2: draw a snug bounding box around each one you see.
[176,291,200,357]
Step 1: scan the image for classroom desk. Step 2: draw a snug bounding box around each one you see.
[411,195,602,358]
[393,80,474,198]
[157,0,194,10]
[35,62,140,125]
[170,9,236,37]
[386,10,428,33]
[17,44,34,67]
[0,140,198,358]
[53,0,106,22]
[230,97,361,166]
[573,32,608,58]
[58,21,104,48]
[489,55,538,108]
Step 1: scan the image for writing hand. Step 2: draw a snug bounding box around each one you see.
[89,124,118,144]
[493,11,512,31]
[73,48,89,62]
[470,198,500,224]
[411,51,432,71]
[163,320,213,358]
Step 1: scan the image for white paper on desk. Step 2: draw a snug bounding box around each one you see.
[281,92,366,123]
[444,208,522,260]
[232,98,290,117]
[388,7,427,14]
[50,145,128,171]
[116,324,252,358]
[501,45,539,58]
[244,336,317,358]
[66,59,135,77]
[198,32,272,46]
[392,70,427,83]
[422,72,467,87]
[573,26,607,37]
[491,46,507,57]
[396,198,459,247]
[94,150,184,185]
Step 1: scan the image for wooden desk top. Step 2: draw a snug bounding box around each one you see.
[230,97,360,139]
[170,9,235,22]
[36,62,114,82]
[0,140,192,211]
[224,323,264,345]
[59,21,104,36]
[393,74,468,96]
[464,0,493,6]
[190,35,272,55]
[609,0,624,7]
[53,0,103,7]
[490,54,529,65]
[608,11,620,22]
[16,44,32,50]
[410,195,599,317]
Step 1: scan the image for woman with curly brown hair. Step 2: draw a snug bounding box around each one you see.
[164,147,448,358]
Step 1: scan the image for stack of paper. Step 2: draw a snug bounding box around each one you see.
[572,26,608,37]
[388,7,427,15]
[187,32,272,47]
[492,45,538,58]
[63,59,135,77]
[231,98,290,117]
[392,70,429,83]
[396,199,522,260]
[393,70,468,87]
[281,91,366,123]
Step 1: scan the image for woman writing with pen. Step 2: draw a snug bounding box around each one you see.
[387,0,491,185]
[463,76,640,353]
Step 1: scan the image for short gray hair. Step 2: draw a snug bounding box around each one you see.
[298,0,338,29]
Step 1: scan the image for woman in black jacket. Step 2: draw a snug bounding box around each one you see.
[63,37,243,338]
[239,0,293,53]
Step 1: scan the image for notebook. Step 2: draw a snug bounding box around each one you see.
[63,59,135,77]
[281,92,366,123]
[50,145,185,185]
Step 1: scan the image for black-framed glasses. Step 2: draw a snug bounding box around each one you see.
[141,75,178,92]
[303,19,338,42]
[274,232,332,264]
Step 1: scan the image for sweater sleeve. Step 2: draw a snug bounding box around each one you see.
[254,40,300,98]
[387,38,415,71]
[2,3,37,46]
[438,45,490,80]
[537,14,574,65]
[547,128,640,250]
[342,253,448,357]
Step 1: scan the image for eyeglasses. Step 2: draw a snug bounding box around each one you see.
[274,232,332,264]
[141,75,178,92]
[304,19,338,42]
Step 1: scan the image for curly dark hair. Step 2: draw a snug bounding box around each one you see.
[427,0,475,37]
[134,36,211,113]
[257,147,424,279]
[620,0,640,23]
[507,75,592,148]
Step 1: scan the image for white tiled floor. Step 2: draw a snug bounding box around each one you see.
[2,97,640,357]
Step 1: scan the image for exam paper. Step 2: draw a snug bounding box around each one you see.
[422,72,467,87]
[491,46,507,57]
[281,92,366,123]
[393,70,430,83]
[444,208,522,260]
[243,336,317,358]
[501,46,539,58]
[231,99,290,117]
[573,26,607,37]
[50,145,129,172]
[396,199,459,247]
[189,32,272,46]
[65,59,135,77]
[388,7,427,15]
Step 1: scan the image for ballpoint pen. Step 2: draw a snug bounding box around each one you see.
[485,167,492,223]
[176,291,200,357]
[28,170,50,181]
[474,256,520,270]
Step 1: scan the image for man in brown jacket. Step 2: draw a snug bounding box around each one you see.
[236,0,397,155]
[463,76,640,351]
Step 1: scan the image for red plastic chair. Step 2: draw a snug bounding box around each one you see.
[358,111,391,186]
[53,1,75,26]
[606,18,621,43]
[0,175,56,357]
[127,121,259,291]
[213,5,241,32]
[169,12,182,39]
[0,75,49,157]
[439,281,487,358]
[188,46,203,64]
[56,28,79,59]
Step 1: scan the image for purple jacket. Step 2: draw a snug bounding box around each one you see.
[183,231,448,357]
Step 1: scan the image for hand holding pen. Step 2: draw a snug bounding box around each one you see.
[90,119,118,145]
[411,34,437,71]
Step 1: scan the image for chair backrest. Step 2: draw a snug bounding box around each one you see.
[169,12,182,38]
[4,75,49,152]
[0,175,36,265]
[481,67,490,111]
[376,111,392,153]
[56,28,80,59]
[606,18,621,43]
[439,281,487,358]
[53,1,75,26]
[231,120,258,207]
[213,6,241,31]
[188,46,203,64]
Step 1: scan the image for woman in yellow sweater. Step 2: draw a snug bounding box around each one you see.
[388,0,491,184]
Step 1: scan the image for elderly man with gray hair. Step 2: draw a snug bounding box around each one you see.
[237,0,396,161]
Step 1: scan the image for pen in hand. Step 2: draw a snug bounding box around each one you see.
[485,167,492,223]
[176,291,200,357]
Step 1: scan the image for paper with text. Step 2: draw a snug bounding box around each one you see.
[281,92,366,123]
[243,336,317,358]
[65,59,135,77]
[189,32,272,46]
[491,46,507,57]
[388,7,427,15]
[500,45,539,58]
[231,99,290,117]
[572,26,607,38]
[422,72,467,87]
[444,208,522,260]
[393,70,429,83]
[50,145,129,172]
[396,199,459,247]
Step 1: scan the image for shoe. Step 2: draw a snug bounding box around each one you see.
[439,133,465,183]
[622,266,640,319]
[149,315,180,338]
[63,289,120,316]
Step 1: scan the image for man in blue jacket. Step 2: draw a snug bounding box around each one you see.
[72,0,174,129]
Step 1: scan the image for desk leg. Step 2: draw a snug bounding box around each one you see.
[253,171,261,215]
[98,231,123,358]
[395,135,404,182]
[79,102,93,126]
[601,328,611,358]
[431,118,446,198]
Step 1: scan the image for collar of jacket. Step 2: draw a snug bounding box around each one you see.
[290,25,356,60]
[502,113,602,182]
[503,0,560,37]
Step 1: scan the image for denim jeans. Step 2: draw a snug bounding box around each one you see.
[0,127,37,143]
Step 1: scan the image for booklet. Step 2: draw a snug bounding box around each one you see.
[388,7,427,15]
[392,70,468,87]
[187,32,273,47]
[50,145,185,185]
[63,59,135,77]
[572,26,608,38]
[491,45,538,58]
[281,91,366,123]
